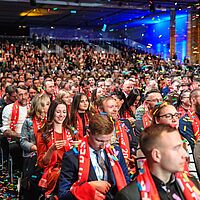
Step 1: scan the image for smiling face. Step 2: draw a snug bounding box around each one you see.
[103,98,118,120]
[53,103,67,124]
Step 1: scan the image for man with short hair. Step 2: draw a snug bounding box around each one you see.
[98,96,137,156]
[179,88,200,150]
[135,89,162,136]
[190,76,200,90]
[1,85,29,170]
[96,80,105,92]
[122,80,133,98]
[0,85,17,161]
[115,124,200,200]
[104,79,112,95]
[43,79,55,101]
[58,114,130,200]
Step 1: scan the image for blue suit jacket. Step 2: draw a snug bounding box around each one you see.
[58,145,130,200]
[179,114,196,150]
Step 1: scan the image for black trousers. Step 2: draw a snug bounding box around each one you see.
[9,141,23,171]
[20,155,43,200]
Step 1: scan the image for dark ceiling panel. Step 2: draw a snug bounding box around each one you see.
[0,0,198,29]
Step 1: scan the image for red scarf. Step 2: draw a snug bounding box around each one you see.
[142,104,152,129]
[137,161,200,200]
[10,100,30,132]
[178,105,187,117]
[27,98,31,112]
[142,113,152,129]
[52,94,56,101]
[38,128,72,189]
[32,116,46,137]
[10,101,20,131]
[76,112,89,139]
[187,109,200,141]
[115,120,130,159]
[70,136,127,200]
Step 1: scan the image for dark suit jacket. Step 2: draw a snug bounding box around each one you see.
[115,175,200,200]
[58,145,130,200]
[120,118,138,154]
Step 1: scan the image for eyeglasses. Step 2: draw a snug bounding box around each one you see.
[158,113,181,120]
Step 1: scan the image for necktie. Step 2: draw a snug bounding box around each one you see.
[94,150,107,181]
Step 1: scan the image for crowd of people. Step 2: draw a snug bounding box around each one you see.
[0,38,200,200]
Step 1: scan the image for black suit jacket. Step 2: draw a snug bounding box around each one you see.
[115,175,200,200]
[58,145,130,200]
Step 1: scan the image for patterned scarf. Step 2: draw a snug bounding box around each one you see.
[32,116,46,137]
[142,104,152,129]
[38,128,72,189]
[137,161,200,200]
[10,100,30,132]
[76,112,89,139]
[115,120,130,159]
[10,101,20,131]
[187,109,200,141]
[70,136,127,200]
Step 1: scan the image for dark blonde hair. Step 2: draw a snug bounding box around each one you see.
[29,94,50,117]
[89,114,114,136]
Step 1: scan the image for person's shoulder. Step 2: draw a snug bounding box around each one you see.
[0,97,6,106]
[63,147,79,159]
[24,117,33,123]
[119,118,131,128]
[3,102,13,109]
[179,113,192,125]
[180,113,190,120]
[115,180,140,200]
[22,117,33,127]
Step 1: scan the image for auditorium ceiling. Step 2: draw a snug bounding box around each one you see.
[0,0,199,29]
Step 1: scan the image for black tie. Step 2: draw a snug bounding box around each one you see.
[94,150,107,181]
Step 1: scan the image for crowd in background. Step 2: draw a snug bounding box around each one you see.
[0,38,200,200]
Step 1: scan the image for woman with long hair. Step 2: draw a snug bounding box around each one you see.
[111,90,136,124]
[126,89,141,116]
[56,89,72,117]
[20,94,50,199]
[69,93,90,140]
[36,99,73,199]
